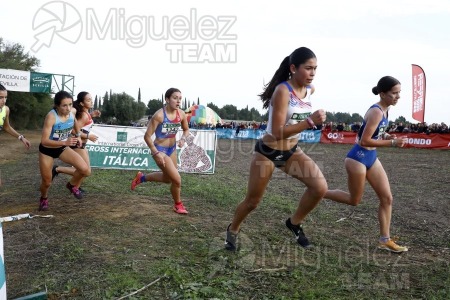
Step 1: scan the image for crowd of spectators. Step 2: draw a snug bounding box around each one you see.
[188,120,449,134]
[322,121,449,134]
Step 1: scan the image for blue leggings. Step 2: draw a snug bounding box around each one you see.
[155,143,177,156]
[346,144,377,169]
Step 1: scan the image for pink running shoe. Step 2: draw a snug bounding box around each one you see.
[66,182,83,199]
[173,202,188,214]
[39,197,49,211]
[131,171,143,190]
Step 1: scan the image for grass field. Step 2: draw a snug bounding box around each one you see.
[1,131,449,299]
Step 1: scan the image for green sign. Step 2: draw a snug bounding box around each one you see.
[30,72,52,93]
[116,132,128,142]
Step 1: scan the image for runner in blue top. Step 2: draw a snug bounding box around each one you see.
[38,91,91,211]
[52,91,101,195]
[324,76,409,253]
[131,88,190,214]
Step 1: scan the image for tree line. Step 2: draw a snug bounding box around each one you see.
[1,37,408,129]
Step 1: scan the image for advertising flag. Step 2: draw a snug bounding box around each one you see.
[412,64,426,122]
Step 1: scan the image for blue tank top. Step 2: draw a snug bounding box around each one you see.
[49,109,75,141]
[154,107,182,139]
[357,104,389,141]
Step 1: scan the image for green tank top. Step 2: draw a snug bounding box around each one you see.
[0,107,6,129]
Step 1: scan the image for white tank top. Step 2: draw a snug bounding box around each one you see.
[266,81,313,140]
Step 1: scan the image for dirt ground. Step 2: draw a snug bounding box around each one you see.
[1,130,449,299]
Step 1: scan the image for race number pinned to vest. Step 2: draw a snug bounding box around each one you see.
[161,123,181,135]
[290,112,310,121]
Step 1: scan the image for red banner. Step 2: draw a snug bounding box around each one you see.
[319,131,450,150]
[396,133,450,150]
[412,64,426,123]
[320,131,357,144]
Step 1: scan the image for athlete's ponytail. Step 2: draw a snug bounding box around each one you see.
[74,91,89,119]
[259,47,316,109]
[372,76,400,95]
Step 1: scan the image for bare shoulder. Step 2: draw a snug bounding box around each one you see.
[272,83,290,105]
[177,108,187,118]
[151,108,164,122]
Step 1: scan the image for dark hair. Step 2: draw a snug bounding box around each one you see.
[372,76,401,95]
[259,47,316,109]
[0,84,6,91]
[73,91,89,119]
[53,91,73,108]
[165,88,181,100]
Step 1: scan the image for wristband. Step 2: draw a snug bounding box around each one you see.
[152,151,160,156]
[86,132,90,139]
[305,117,315,128]
[391,139,396,147]
[18,134,24,141]
[72,132,81,137]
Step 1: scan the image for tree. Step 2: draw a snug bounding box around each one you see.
[350,113,363,123]
[207,102,220,114]
[147,99,162,115]
[0,38,40,71]
[0,37,52,129]
[395,116,407,124]
[197,97,200,105]
[94,95,98,110]
[100,91,146,125]
[137,88,141,103]
[221,104,239,120]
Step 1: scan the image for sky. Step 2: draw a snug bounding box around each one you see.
[1,0,449,124]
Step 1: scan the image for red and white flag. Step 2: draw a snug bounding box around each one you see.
[412,64,426,123]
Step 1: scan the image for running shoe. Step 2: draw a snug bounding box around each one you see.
[285,218,311,248]
[66,182,83,199]
[51,165,58,181]
[225,223,238,251]
[39,197,49,211]
[378,239,408,253]
[173,202,188,214]
[131,171,143,190]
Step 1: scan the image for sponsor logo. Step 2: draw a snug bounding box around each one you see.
[407,138,431,145]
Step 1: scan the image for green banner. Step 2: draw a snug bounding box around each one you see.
[87,125,217,174]
[30,72,52,93]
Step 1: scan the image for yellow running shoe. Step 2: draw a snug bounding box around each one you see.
[378,239,408,253]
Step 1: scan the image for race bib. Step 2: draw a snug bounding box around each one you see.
[290,112,310,121]
[161,123,181,135]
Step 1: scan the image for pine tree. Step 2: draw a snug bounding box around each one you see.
[138,88,141,103]
[94,95,98,110]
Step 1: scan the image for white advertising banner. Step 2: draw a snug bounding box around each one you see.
[87,125,217,174]
[0,69,30,92]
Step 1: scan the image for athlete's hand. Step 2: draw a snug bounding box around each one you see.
[91,110,101,118]
[310,109,326,125]
[21,137,31,150]
[89,133,98,142]
[393,137,408,147]
[153,152,166,168]
[67,137,79,147]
